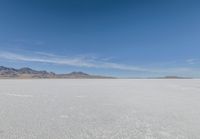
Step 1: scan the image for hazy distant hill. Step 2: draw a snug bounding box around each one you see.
[158,76,192,79]
[0,66,113,79]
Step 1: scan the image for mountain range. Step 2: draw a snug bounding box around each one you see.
[0,66,113,79]
[0,66,192,79]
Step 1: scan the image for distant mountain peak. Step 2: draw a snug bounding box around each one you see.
[68,71,89,76]
[19,67,33,71]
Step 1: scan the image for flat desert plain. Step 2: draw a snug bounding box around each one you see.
[0,79,200,139]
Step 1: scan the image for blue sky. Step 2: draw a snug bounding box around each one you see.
[0,0,200,77]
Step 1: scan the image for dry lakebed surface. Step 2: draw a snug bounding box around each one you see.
[0,79,200,139]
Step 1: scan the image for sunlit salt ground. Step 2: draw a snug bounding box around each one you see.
[0,79,200,139]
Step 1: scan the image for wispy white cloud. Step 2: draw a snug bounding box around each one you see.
[0,51,199,77]
[0,51,148,72]
[186,58,199,65]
